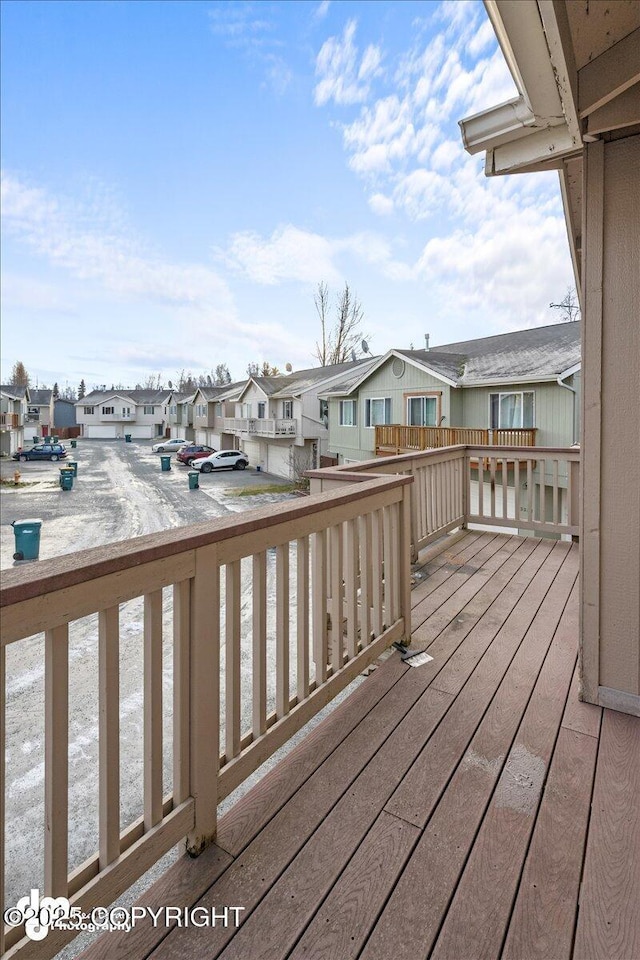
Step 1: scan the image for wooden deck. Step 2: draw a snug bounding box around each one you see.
[80,531,640,960]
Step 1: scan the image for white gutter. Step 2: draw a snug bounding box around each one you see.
[556,371,578,444]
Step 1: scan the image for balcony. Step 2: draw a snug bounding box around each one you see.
[1,445,638,960]
[100,413,135,421]
[0,413,20,429]
[224,417,297,438]
[375,424,537,456]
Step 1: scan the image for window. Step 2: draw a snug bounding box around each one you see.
[407,396,437,426]
[489,391,534,428]
[83,406,94,415]
[364,398,392,427]
[196,403,206,418]
[257,402,266,419]
[143,405,155,415]
[122,407,130,417]
[319,399,329,426]
[102,406,114,415]
[339,400,357,426]
[170,405,177,415]
[282,400,293,419]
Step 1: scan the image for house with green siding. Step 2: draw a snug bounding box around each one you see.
[321,322,580,464]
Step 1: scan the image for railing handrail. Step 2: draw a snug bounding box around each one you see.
[0,474,411,616]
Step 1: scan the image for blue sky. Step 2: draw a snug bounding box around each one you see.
[1,0,575,390]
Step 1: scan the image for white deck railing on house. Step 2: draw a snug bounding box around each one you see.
[1,475,412,959]
[223,417,297,437]
[0,444,580,959]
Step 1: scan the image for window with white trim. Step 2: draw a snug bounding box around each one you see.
[257,402,266,419]
[83,406,94,415]
[143,405,155,414]
[282,400,293,419]
[364,397,392,427]
[407,395,437,426]
[489,391,534,428]
[102,406,114,415]
[339,400,357,426]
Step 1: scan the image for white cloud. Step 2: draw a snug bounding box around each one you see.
[1,172,235,313]
[314,0,331,21]
[368,193,394,216]
[314,20,382,106]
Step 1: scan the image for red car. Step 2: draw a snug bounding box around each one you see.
[176,444,216,466]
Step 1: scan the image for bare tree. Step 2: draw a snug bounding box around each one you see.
[247,361,281,377]
[214,363,232,385]
[313,282,368,365]
[550,287,581,322]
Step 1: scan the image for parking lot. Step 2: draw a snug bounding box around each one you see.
[1,438,295,568]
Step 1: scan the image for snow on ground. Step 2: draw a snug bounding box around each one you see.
[2,440,366,950]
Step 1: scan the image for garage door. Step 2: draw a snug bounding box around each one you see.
[195,429,208,445]
[128,426,155,438]
[241,440,262,468]
[85,425,117,438]
[267,443,292,479]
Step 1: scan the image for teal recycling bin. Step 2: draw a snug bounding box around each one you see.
[44,435,51,443]
[70,439,77,449]
[125,434,132,443]
[160,455,171,472]
[59,466,74,489]
[67,461,78,477]
[12,518,42,560]
[32,435,39,444]
[188,471,199,490]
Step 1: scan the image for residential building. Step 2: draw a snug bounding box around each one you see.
[223,360,375,478]
[324,322,580,462]
[161,391,195,440]
[25,388,54,437]
[53,398,77,430]
[0,385,27,456]
[192,383,244,449]
[75,389,173,439]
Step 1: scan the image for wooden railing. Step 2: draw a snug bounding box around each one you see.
[0,413,20,429]
[0,476,412,959]
[375,424,537,455]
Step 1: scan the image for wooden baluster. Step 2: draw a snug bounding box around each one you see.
[173,581,190,806]
[99,606,120,867]
[538,458,546,525]
[382,506,393,629]
[489,457,497,520]
[359,514,372,647]
[502,458,508,520]
[276,544,290,717]
[144,590,163,830]
[345,520,358,659]
[312,530,328,684]
[552,459,559,525]
[527,459,534,522]
[478,455,484,518]
[187,544,219,855]
[329,525,343,673]
[252,551,267,738]
[514,460,521,525]
[45,623,69,896]
[372,509,384,637]
[225,560,242,759]
[296,538,310,701]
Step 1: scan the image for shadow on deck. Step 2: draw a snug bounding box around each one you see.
[80,530,639,960]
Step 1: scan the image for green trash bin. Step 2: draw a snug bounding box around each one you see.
[44,435,51,443]
[70,439,77,449]
[12,518,42,560]
[32,435,39,444]
[59,466,74,490]
[188,471,199,490]
[67,461,78,477]
[160,455,171,472]
[125,434,132,443]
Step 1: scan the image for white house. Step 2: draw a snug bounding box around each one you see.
[25,388,55,437]
[75,389,173,439]
[0,385,27,456]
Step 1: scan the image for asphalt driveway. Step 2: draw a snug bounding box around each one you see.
[1,438,295,568]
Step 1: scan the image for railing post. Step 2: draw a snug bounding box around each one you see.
[569,449,580,542]
[187,544,220,856]
[399,480,413,644]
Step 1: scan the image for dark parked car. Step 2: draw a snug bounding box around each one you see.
[13,443,67,462]
[176,444,217,466]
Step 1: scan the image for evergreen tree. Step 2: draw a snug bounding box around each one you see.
[78,379,86,400]
[53,382,60,398]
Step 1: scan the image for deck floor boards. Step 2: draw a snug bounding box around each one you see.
[78,531,639,960]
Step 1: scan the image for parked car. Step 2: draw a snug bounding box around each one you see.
[192,450,249,472]
[12,443,67,462]
[176,444,217,466]
[151,438,187,453]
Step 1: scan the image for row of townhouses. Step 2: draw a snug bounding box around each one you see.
[2,321,580,477]
[0,388,78,457]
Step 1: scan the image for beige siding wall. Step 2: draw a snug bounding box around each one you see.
[582,134,640,708]
[329,358,451,459]
[460,380,575,447]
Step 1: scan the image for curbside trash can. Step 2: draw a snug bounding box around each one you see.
[188,471,199,490]
[67,461,78,477]
[59,466,74,490]
[160,455,171,472]
[125,434,132,443]
[256,465,262,472]
[32,435,39,444]
[44,435,51,443]
[12,518,42,560]
[70,439,77,449]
